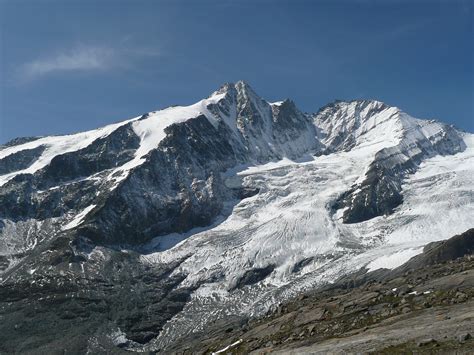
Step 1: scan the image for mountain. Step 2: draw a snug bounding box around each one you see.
[0,81,473,353]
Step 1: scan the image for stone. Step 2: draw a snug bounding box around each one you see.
[457,333,472,343]
[401,307,411,314]
[417,338,437,347]
[293,308,326,326]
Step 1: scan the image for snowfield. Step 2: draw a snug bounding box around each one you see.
[141,132,474,350]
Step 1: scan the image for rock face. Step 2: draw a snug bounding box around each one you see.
[0,145,46,175]
[0,81,473,353]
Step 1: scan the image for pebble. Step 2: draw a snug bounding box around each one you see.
[401,306,411,314]
[457,333,472,343]
[417,338,437,347]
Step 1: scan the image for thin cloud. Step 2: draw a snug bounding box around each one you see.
[19,42,161,82]
[22,46,115,80]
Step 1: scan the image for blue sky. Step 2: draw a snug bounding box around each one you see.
[1,0,472,142]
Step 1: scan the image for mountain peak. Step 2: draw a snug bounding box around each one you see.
[234,80,260,100]
[213,80,255,96]
[315,99,389,117]
[313,99,403,153]
[235,79,253,89]
[214,82,235,95]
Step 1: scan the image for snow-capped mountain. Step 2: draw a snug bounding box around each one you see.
[0,81,473,353]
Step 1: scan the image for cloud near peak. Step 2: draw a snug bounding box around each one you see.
[22,45,115,80]
[19,42,161,82]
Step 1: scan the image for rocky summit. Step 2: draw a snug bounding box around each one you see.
[0,81,473,353]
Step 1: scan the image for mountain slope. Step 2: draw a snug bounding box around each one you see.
[0,81,472,353]
[163,229,474,354]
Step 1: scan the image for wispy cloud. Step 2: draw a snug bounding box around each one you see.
[19,42,161,82]
[22,46,115,80]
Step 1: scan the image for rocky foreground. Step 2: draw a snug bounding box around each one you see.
[170,229,474,354]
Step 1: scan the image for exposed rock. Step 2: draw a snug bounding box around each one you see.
[0,145,46,175]
[417,338,438,347]
[458,333,472,343]
[232,265,275,290]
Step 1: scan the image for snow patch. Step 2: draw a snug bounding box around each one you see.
[212,339,243,354]
[109,328,129,346]
[62,205,96,231]
[366,247,424,272]
[270,101,284,106]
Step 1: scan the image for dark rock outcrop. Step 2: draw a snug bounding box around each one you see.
[0,145,46,175]
[232,265,275,290]
[398,228,474,271]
